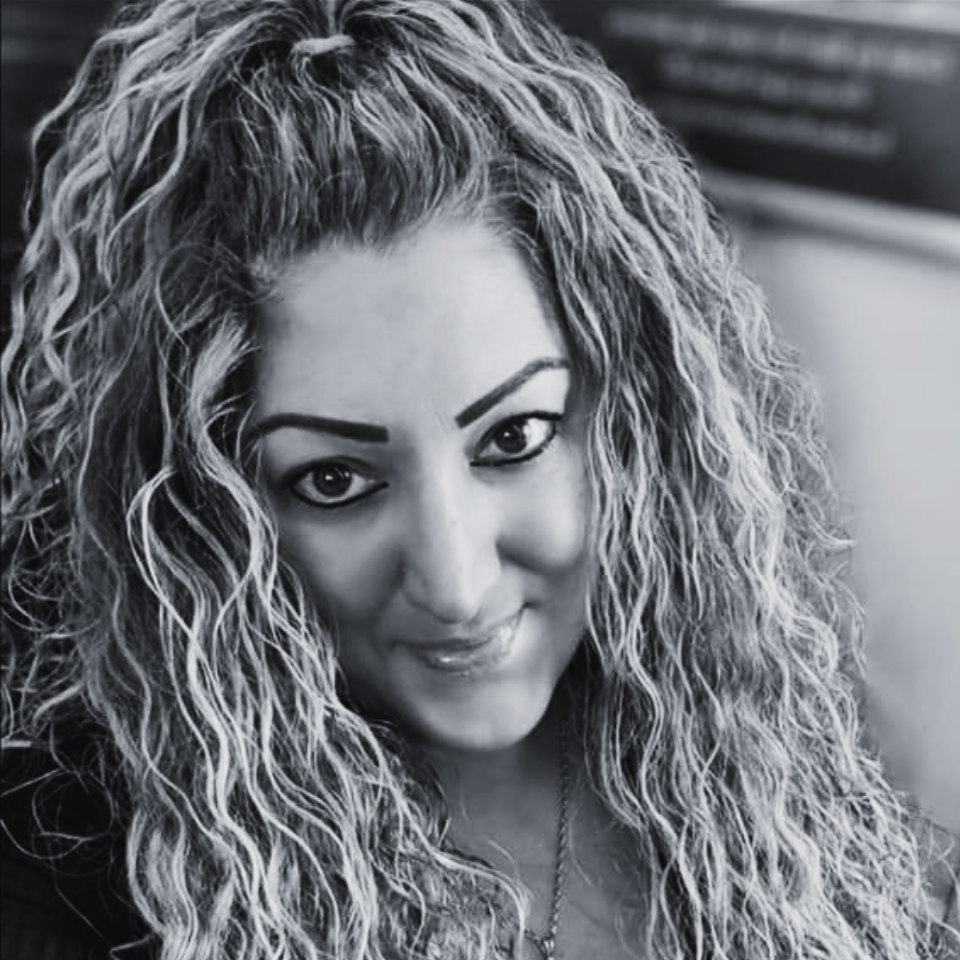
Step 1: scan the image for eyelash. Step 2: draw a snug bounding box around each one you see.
[285,412,562,510]
[471,412,562,468]
[287,459,386,510]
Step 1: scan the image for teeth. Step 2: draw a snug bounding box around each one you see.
[431,650,479,667]
[418,616,518,673]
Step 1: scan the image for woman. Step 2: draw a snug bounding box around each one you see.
[2,0,956,957]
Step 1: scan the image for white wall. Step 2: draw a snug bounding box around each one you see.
[728,204,960,831]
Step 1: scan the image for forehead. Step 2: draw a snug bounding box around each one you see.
[254,221,568,423]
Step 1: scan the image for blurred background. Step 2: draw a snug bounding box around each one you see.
[3,0,959,831]
[540,0,960,836]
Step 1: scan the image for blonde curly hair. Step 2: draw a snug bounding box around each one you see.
[3,1,950,957]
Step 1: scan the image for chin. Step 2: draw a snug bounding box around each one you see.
[396,676,558,755]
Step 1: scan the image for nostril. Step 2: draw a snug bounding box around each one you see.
[401,555,487,624]
[400,519,499,624]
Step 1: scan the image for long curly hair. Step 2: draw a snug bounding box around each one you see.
[2,0,948,957]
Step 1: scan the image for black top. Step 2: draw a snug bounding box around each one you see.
[2,744,958,958]
[1,745,151,960]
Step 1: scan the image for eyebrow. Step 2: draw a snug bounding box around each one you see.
[454,357,570,428]
[252,356,571,442]
[251,414,390,443]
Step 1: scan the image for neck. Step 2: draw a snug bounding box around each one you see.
[411,697,571,882]
[422,692,565,814]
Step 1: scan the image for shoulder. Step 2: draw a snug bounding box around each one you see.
[908,809,960,957]
[1,743,152,959]
[1,851,100,960]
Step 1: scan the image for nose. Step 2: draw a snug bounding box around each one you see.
[400,467,501,624]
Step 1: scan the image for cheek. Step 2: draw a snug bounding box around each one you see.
[508,455,590,576]
[275,519,396,627]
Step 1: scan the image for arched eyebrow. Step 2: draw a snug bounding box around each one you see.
[251,357,571,442]
[454,357,570,429]
[251,414,390,443]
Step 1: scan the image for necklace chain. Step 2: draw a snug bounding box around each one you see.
[522,721,571,960]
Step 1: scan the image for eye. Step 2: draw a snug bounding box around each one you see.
[472,414,561,467]
[288,460,385,509]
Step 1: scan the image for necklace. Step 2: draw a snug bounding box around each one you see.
[523,720,571,960]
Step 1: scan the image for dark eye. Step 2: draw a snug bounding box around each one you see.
[289,461,385,509]
[473,414,560,466]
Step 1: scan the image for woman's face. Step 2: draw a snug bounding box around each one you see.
[254,221,590,753]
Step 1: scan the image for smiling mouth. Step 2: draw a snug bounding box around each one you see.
[411,612,522,674]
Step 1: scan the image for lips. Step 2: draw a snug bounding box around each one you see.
[409,611,522,674]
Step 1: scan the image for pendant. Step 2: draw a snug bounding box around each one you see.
[523,929,556,959]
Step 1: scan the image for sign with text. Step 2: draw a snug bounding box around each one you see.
[541,1,960,217]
